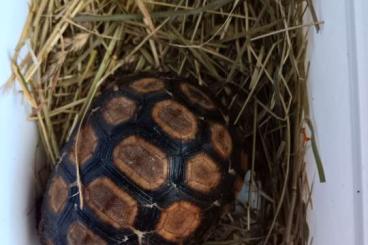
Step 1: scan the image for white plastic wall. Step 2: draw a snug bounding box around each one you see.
[0,1,40,244]
[306,0,368,245]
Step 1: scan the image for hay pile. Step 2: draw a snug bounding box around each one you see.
[8,0,325,244]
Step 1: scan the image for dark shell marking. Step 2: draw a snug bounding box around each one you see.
[40,74,245,245]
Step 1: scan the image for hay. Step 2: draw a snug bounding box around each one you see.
[7,0,325,244]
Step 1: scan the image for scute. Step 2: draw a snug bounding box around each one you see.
[48,176,68,214]
[102,96,136,125]
[67,222,107,245]
[85,178,138,229]
[210,123,232,158]
[113,136,169,190]
[180,83,215,110]
[156,201,201,242]
[152,100,197,140]
[130,78,165,93]
[69,123,98,165]
[186,153,221,193]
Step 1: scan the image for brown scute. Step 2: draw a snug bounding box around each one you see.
[85,178,138,229]
[152,100,197,140]
[210,123,232,158]
[69,123,98,165]
[102,96,136,125]
[113,136,168,190]
[130,78,165,93]
[180,83,215,110]
[156,201,201,242]
[48,176,68,214]
[186,153,221,193]
[67,222,106,245]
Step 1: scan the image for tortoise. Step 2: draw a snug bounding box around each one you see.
[39,72,247,245]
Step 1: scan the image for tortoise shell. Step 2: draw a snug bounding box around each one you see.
[40,73,246,245]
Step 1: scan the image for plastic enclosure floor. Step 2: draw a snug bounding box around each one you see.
[306,0,368,245]
[1,1,368,245]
